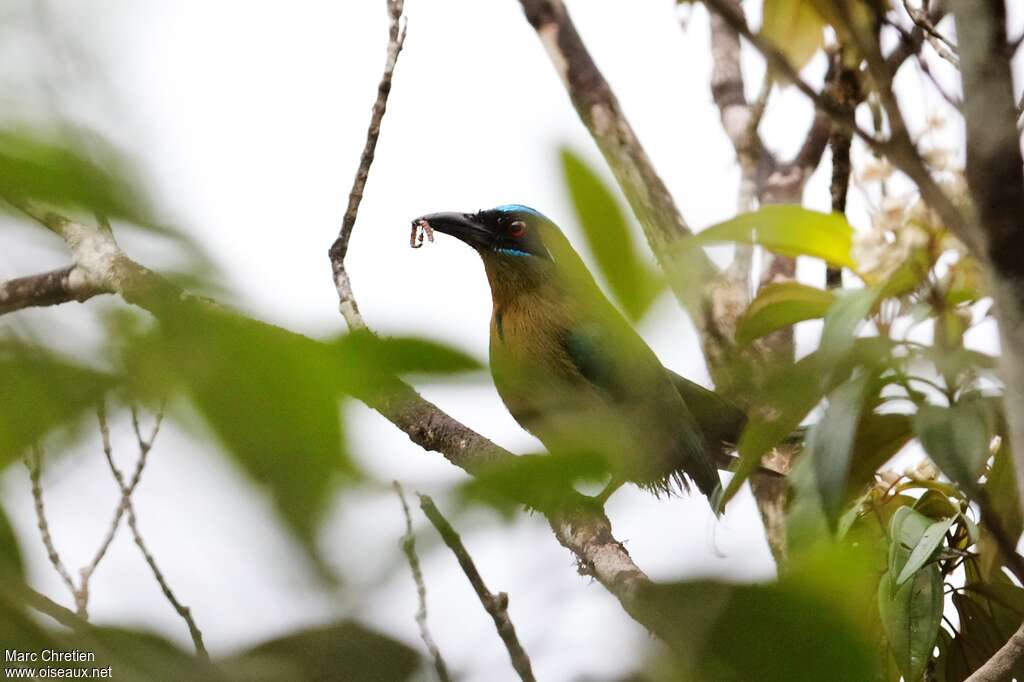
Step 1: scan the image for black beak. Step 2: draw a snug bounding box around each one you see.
[415,212,493,250]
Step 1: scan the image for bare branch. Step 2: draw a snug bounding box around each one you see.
[393,482,450,682]
[419,494,536,682]
[950,0,1024,517]
[97,406,208,660]
[79,403,164,602]
[518,0,717,322]
[902,0,959,66]
[0,266,98,315]
[24,445,79,612]
[327,0,406,330]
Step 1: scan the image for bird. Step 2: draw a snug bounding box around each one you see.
[413,204,749,507]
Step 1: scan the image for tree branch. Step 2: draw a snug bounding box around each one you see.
[327,0,406,330]
[517,0,717,323]
[950,0,1024,522]
[419,494,536,682]
[0,266,98,314]
[393,481,450,682]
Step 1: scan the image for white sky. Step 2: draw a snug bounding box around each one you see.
[0,1,1004,680]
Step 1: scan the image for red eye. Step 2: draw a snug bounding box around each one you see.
[509,220,527,237]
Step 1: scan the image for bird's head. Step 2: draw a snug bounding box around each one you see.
[414,205,576,299]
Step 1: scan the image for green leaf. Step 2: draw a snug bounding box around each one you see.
[334,331,481,377]
[808,371,874,522]
[0,130,148,223]
[638,546,879,681]
[846,413,913,492]
[978,439,1021,580]
[887,506,934,577]
[232,621,421,682]
[0,342,115,468]
[736,282,835,345]
[721,337,890,506]
[0,504,23,582]
[761,0,827,70]
[914,399,994,499]
[157,309,355,554]
[692,205,856,269]
[896,516,955,585]
[819,288,880,364]
[878,566,943,682]
[560,148,664,320]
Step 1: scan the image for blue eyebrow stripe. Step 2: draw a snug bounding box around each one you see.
[495,204,544,217]
[496,247,532,257]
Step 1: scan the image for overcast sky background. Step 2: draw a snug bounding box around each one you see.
[0,1,1007,680]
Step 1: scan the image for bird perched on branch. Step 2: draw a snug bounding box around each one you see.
[413,204,748,507]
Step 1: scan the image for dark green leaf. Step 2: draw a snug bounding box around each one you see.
[638,546,879,681]
[736,282,835,345]
[914,399,994,499]
[692,205,856,269]
[878,566,942,682]
[846,413,913,492]
[0,504,23,582]
[233,621,420,682]
[722,337,890,506]
[560,148,664,320]
[808,371,874,522]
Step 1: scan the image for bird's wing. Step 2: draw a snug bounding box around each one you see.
[564,323,720,496]
[664,369,747,451]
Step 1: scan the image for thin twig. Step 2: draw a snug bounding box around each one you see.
[393,482,450,682]
[97,406,208,660]
[24,445,79,612]
[21,586,85,630]
[80,403,164,597]
[902,0,959,66]
[418,494,536,682]
[327,0,407,330]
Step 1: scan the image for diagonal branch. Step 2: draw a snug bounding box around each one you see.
[517,0,717,323]
[0,265,97,314]
[419,494,536,682]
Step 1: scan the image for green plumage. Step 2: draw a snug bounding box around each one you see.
[416,206,744,504]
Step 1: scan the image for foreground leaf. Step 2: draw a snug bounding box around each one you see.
[560,148,664,320]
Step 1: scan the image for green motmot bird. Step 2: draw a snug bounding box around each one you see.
[414,204,748,505]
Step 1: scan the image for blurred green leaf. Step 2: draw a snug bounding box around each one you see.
[722,337,889,506]
[560,148,664,320]
[878,565,942,682]
[896,516,954,585]
[639,546,879,681]
[233,621,421,682]
[819,288,879,364]
[846,413,913,492]
[0,342,114,468]
[691,205,856,269]
[0,504,23,582]
[914,399,994,499]
[334,330,481,378]
[761,0,826,70]
[978,439,1021,580]
[913,489,959,520]
[157,309,355,553]
[736,282,835,345]
[808,371,874,522]
[457,451,607,516]
[0,130,148,223]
